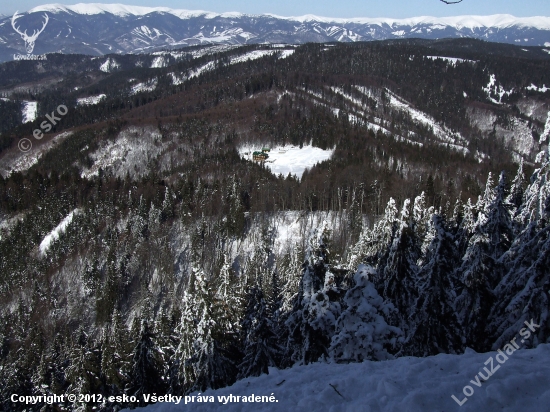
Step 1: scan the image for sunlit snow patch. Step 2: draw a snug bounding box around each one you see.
[526,83,550,93]
[39,209,80,256]
[230,50,275,64]
[426,56,476,65]
[77,94,106,106]
[279,49,295,59]
[130,78,158,94]
[151,56,168,68]
[483,74,514,104]
[99,57,120,72]
[22,101,37,123]
[239,145,334,179]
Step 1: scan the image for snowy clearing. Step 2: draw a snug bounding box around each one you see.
[279,49,295,59]
[39,209,80,256]
[22,101,37,123]
[131,79,158,94]
[230,50,275,64]
[151,56,169,68]
[239,145,334,179]
[426,56,477,65]
[127,344,550,412]
[99,57,120,72]
[384,88,466,145]
[76,94,106,106]
[0,131,73,178]
[80,126,166,179]
[188,61,216,79]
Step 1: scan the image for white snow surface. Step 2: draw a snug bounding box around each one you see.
[384,88,466,145]
[279,49,295,59]
[151,56,168,68]
[99,57,120,72]
[29,6,550,30]
[238,145,334,179]
[22,101,37,124]
[229,50,275,64]
[76,94,106,106]
[39,209,80,256]
[484,74,515,104]
[426,56,476,65]
[0,131,73,178]
[526,83,550,93]
[80,126,165,179]
[130,78,158,94]
[126,344,550,412]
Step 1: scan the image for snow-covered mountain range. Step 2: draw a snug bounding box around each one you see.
[0,3,549,62]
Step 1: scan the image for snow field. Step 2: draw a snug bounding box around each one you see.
[100,57,120,73]
[22,101,38,123]
[426,56,477,65]
[127,344,550,412]
[131,79,158,94]
[76,94,106,106]
[39,209,80,256]
[238,145,334,179]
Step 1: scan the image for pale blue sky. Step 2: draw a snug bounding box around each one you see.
[2,0,550,18]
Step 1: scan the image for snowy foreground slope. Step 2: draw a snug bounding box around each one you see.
[126,344,550,412]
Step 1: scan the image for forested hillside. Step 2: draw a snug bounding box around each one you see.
[0,39,549,411]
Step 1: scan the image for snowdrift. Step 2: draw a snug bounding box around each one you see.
[127,344,550,412]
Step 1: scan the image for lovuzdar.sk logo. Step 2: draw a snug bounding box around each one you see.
[11,11,49,61]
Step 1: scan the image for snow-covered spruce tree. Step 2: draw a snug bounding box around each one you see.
[160,185,175,222]
[330,264,402,362]
[489,156,550,349]
[412,192,433,243]
[284,243,341,366]
[455,172,515,351]
[347,185,364,242]
[170,271,199,394]
[381,199,420,339]
[182,271,239,392]
[66,330,102,412]
[506,159,525,216]
[238,285,283,378]
[31,333,68,401]
[101,309,131,396]
[127,320,166,405]
[405,215,463,356]
[225,174,246,238]
[477,172,496,219]
[153,309,177,394]
[280,243,303,314]
[215,251,242,337]
[348,198,399,279]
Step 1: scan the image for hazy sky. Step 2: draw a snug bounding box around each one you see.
[2,0,550,18]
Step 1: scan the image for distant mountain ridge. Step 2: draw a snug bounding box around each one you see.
[0,3,549,62]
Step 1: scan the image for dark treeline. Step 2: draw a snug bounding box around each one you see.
[2,40,549,156]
